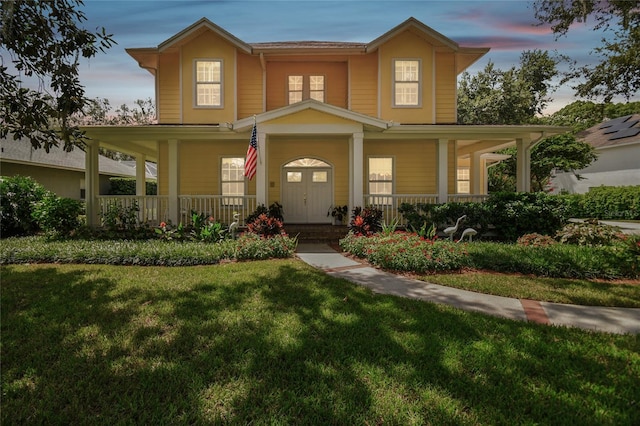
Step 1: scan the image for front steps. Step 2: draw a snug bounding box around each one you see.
[284,224,349,243]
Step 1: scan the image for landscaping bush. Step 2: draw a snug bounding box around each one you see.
[349,206,383,236]
[108,177,157,195]
[0,234,297,265]
[32,195,84,238]
[398,202,491,238]
[516,233,557,247]
[0,175,49,237]
[580,185,640,220]
[485,192,570,241]
[340,232,465,273]
[247,214,286,237]
[245,202,284,223]
[463,242,636,280]
[555,221,623,246]
[189,211,228,242]
[235,233,297,260]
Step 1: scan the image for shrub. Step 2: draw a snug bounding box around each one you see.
[516,233,557,247]
[189,211,227,242]
[247,214,286,237]
[32,195,84,238]
[108,177,157,195]
[349,206,383,236]
[398,202,491,238]
[340,232,465,273]
[555,221,623,247]
[101,200,140,231]
[245,202,283,224]
[0,175,49,237]
[485,192,570,241]
[580,186,640,220]
[234,233,297,260]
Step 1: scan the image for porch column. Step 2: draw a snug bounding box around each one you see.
[437,139,448,203]
[84,139,100,227]
[256,131,267,206]
[516,137,532,192]
[135,154,146,196]
[471,151,482,194]
[168,139,179,224]
[350,132,364,209]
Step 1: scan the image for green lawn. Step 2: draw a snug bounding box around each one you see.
[2,261,639,425]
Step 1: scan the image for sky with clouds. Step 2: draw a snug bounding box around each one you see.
[9,0,639,114]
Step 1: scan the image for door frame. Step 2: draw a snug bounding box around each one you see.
[281,157,334,224]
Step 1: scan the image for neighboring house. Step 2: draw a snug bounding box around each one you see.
[0,137,154,200]
[82,17,566,226]
[549,114,640,194]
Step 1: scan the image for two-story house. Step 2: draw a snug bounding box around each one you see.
[82,17,566,226]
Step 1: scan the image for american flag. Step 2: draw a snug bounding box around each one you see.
[244,121,258,180]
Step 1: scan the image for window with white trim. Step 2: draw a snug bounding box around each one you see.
[196,60,222,107]
[368,157,393,205]
[457,168,470,194]
[221,157,244,205]
[288,75,325,104]
[393,60,420,106]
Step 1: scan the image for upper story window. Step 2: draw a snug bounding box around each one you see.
[195,60,222,107]
[288,75,325,104]
[393,59,420,107]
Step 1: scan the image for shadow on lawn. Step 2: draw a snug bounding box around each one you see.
[1,263,639,425]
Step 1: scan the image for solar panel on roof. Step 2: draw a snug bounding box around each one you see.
[599,115,631,129]
[608,127,640,140]
[603,119,639,135]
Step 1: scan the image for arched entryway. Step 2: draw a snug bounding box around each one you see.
[281,158,333,223]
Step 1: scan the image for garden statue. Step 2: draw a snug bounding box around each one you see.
[458,227,478,242]
[229,213,240,239]
[444,215,466,240]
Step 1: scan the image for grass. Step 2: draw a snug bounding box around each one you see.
[2,261,640,425]
[423,271,640,307]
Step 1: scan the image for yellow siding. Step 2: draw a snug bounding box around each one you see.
[181,32,237,124]
[364,140,438,194]
[237,52,263,119]
[267,137,349,206]
[267,108,356,125]
[265,61,348,111]
[378,29,434,124]
[178,140,250,195]
[158,52,180,124]
[435,52,457,123]
[349,53,378,117]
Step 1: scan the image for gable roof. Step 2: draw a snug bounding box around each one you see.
[128,17,488,75]
[577,114,640,149]
[233,99,390,131]
[0,137,153,178]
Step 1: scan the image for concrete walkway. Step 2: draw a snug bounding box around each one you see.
[296,244,640,335]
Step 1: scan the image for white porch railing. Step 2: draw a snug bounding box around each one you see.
[179,195,257,225]
[97,195,170,226]
[364,194,439,226]
[97,195,257,227]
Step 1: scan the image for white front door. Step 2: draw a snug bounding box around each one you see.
[282,167,332,223]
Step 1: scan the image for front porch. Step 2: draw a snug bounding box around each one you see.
[96,193,489,229]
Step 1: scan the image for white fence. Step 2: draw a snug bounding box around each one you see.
[179,195,257,225]
[364,194,439,226]
[97,196,169,226]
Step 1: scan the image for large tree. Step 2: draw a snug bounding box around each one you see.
[457,50,559,124]
[533,0,640,102]
[542,100,640,132]
[0,0,114,152]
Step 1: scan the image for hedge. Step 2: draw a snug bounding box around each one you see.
[109,178,157,195]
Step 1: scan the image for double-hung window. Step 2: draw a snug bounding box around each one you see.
[221,157,244,206]
[196,60,222,107]
[457,168,470,194]
[393,59,420,107]
[288,75,325,104]
[368,157,393,205]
